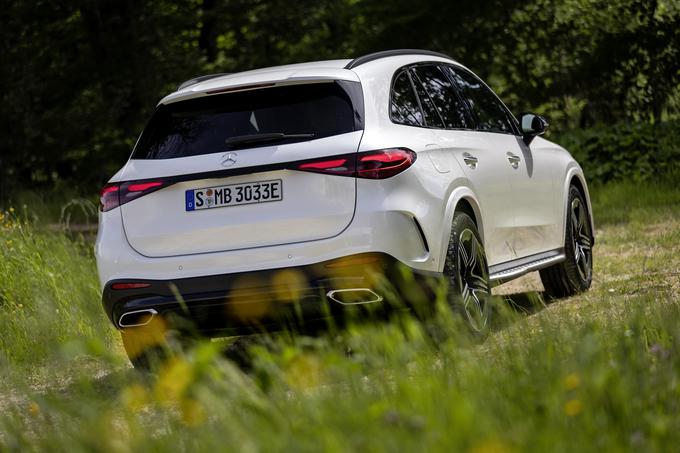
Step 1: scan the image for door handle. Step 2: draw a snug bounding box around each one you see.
[462,152,478,169]
[506,152,521,169]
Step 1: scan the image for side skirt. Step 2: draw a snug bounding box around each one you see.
[489,249,565,286]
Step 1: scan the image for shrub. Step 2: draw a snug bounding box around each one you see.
[555,120,680,184]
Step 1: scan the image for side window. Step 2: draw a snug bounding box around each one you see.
[408,68,444,128]
[390,70,424,127]
[446,66,516,134]
[411,65,469,129]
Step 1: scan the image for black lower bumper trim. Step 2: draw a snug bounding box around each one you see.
[102,253,428,336]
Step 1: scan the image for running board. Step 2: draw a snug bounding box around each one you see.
[489,250,565,285]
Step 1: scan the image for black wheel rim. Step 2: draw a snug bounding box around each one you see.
[570,198,592,281]
[456,229,490,332]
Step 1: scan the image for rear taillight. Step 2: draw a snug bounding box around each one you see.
[295,148,416,179]
[356,149,416,179]
[297,158,355,176]
[99,180,169,212]
[100,184,120,212]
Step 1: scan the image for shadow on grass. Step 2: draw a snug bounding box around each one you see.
[218,290,552,373]
[502,291,547,316]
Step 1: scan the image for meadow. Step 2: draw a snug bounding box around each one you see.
[0,180,679,452]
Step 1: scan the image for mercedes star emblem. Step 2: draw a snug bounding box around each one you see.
[220,152,238,168]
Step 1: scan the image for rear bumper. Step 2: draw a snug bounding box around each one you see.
[103,252,432,336]
[95,167,444,289]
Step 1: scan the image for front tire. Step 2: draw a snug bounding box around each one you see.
[443,212,492,332]
[540,185,593,298]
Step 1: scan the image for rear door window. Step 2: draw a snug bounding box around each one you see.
[132,81,363,159]
[445,66,517,134]
[411,65,469,129]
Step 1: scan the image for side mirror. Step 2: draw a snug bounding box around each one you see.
[519,113,549,145]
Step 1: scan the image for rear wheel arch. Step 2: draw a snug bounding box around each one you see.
[455,198,477,223]
[445,189,485,244]
[438,187,484,272]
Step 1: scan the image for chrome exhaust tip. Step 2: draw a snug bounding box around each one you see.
[118,309,158,328]
[326,288,383,305]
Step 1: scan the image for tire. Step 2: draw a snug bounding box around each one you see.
[540,185,593,299]
[443,211,492,332]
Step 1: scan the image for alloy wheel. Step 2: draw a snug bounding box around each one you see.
[456,229,490,332]
[570,198,592,281]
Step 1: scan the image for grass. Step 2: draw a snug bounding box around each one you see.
[0,179,679,452]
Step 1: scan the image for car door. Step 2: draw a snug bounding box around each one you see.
[446,65,560,260]
[508,134,561,257]
[439,64,529,265]
[409,64,518,266]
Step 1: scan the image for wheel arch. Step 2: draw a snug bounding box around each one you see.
[438,186,484,272]
[455,198,480,229]
[562,166,595,245]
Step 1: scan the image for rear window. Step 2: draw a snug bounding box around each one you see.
[132,81,363,159]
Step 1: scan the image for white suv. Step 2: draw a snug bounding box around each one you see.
[96,49,594,366]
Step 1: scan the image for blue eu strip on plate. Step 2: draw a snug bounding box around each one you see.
[185,190,195,211]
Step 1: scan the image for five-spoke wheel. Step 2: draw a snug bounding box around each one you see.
[540,185,594,298]
[444,211,491,332]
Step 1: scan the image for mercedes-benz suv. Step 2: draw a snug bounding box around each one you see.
[95,49,594,367]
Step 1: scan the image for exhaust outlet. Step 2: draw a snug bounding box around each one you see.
[118,309,158,328]
[326,288,383,305]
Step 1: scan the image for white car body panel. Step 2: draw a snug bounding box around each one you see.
[434,129,519,266]
[511,136,562,258]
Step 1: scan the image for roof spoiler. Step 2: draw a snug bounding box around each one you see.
[177,73,232,91]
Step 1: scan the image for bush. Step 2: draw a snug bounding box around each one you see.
[555,121,680,184]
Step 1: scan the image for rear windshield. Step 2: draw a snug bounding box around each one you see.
[132,81,363,159]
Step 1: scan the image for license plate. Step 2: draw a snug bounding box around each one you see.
[185,179,283,211]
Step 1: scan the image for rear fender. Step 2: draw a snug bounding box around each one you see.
[437,185,483,273]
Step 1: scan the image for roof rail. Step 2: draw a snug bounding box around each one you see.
[344,49,454,69]
[177,73,232,91]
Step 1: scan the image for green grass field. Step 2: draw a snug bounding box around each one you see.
[1,180,679,452]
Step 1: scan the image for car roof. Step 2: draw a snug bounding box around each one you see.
[162,59,353,105]
[161,50,457,105]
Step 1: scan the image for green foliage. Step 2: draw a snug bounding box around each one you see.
[0,208,114,366]
[1,182,680,450]
[497,0,680,127]
[0,0,204,197]
[556,120,680,183]
[0,0,678,198]
[590,178,680,225]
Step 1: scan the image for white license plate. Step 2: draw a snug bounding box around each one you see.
[185,179,282,211]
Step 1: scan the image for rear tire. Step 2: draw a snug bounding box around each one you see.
[443,211,492,332]
[540,185,593,298]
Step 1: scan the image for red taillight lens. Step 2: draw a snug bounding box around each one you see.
[127,181,164,192]
[99,180,168,212]
[111,282,151,290]
[357,148,416,179]
[297,158,354,176]
[295,148,416,179]
[100,184,120,212]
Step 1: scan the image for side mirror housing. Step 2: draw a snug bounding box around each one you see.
[519,113,549,145]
